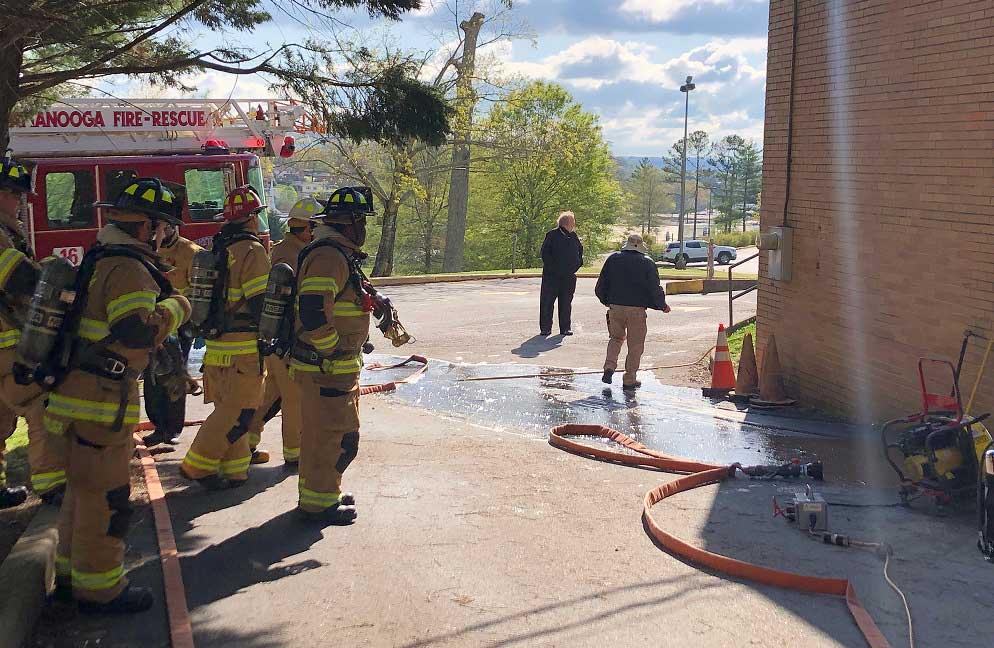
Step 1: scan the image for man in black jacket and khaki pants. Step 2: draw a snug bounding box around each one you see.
[539,211,583,336]
[595,234,671,390]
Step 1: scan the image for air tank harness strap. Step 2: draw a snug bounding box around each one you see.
[290,342,327,372]
[67,245,173,433]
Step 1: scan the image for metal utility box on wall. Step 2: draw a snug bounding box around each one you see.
[759,226,792,281]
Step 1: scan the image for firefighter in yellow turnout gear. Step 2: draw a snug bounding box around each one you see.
[247,199,318,465]
[0,155,66,508]
[290,187,373,524]
[42,178,190,613]
[181,186,270,488]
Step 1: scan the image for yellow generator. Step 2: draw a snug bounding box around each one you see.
[881,358,992,506]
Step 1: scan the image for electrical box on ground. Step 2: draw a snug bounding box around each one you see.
[792,488,828,531]
[758,226,792,281]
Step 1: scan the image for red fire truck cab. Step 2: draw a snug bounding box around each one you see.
[24,152,268,262]
[8,98,317,263]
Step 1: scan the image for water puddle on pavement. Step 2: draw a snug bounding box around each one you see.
[364,355,896,487]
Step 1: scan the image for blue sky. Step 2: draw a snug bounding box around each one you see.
[116,0,770,156]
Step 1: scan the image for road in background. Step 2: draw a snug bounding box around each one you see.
[381,277,756,386]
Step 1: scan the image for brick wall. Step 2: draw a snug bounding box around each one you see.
[759,0,994,421]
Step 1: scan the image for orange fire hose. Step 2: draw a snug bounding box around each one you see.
[549,424,892,648]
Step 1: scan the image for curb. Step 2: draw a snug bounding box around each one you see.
[665,279,704,295]
[665,278,759,296]
[702,278,758,294]
[0,504,58,648]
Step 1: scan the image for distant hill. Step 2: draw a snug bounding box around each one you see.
[614,155,717,179]
[614,156,666,178]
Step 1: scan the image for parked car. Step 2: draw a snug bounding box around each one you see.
[659,240,737,265]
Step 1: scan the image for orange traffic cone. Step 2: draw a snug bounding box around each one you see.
[702,324,736,397]
[750,334,796,407]
[732,332,759,401]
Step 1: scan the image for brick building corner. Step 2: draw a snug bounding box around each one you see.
[759,0,994,421]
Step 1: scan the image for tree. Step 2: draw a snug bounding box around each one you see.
[709,134,745,233]
[288,1,518,276]
[274,184,298,212]
[1,1,450,149]
[625,159,669,236]
[735,140,762,231]
[478,82,622,268]
[688,130,709,238]
[441,12,485,273]
[410,146,450,273]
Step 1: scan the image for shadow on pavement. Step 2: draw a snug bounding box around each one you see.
[511,334,563,358]
[178,510,324,610]
[397,576,714,648]
[161,462,295,540]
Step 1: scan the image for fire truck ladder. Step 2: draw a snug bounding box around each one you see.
[9,98,322,158]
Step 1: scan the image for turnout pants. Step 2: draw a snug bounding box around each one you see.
[295,371,360,513]
[0,350,67,496]
[55,423,134,603]
[247,354,302,462]
[539,273,577,334]
[603,305,648,386]
[182,355,263,482]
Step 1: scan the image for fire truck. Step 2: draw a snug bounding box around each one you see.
[8,98,318,261]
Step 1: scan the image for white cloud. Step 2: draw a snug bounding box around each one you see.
[494,36,768,155]
[620,0,761,23]
[497,36,765,90]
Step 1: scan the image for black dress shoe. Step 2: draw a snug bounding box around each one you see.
[78,585,154,615]
[141,431,166,447]
[622,381,642,391]
[562,330,574,336]
[601,370,614,384]
[540,330,551,336]
[0,485,27,509]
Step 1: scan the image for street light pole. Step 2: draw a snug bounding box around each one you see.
[676,76,695,269]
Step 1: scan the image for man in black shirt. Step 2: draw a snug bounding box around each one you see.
[594,234,671,390]
[539,211,583,336]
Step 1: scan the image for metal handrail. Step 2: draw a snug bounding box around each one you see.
[728,251,759,326]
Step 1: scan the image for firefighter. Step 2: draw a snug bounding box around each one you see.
[247,198,318,466]
[42,178,190,613]
[142,222,203,447]
[181,186,270,489]
[0,154,66,507]
[290,187,373,523]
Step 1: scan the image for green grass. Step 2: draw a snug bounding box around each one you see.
[726,322,756,364]
[376,262,757,282]
[8,418,27,453]
[3,418,29,482]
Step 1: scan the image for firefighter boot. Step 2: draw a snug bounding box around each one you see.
[78,585,154,615]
